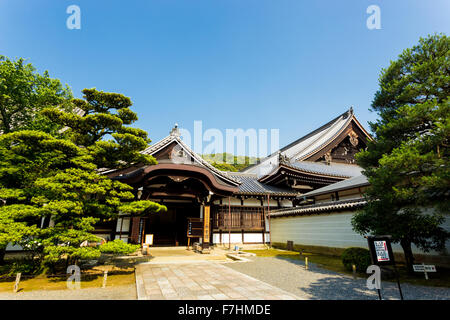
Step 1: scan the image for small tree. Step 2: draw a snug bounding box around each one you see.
[0,56,72,134]
[353,34,450,273]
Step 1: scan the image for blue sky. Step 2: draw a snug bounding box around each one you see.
[1,0,449,152]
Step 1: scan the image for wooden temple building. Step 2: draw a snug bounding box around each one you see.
[99,108,373,250]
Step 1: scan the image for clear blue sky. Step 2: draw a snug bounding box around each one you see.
[1,0,449,150]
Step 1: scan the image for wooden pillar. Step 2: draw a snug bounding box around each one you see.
[228,197,231,249]
[261,198,266,245]
[130,217,141,244]
[202,205,210,250]
[267,194,271,247]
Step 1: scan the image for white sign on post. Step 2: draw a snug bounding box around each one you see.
[374,240,390,262]
[413,264,436,272]
[413,264,436,280]
[145,234,154,245]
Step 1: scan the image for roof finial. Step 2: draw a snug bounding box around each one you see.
[349,106,354,114]
[170,123,180,136]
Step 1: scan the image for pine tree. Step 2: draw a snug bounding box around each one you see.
[0,56,72,134]
[42,88,156,169]
[0,88,166,268]
[0,130,165,268]
[353,34,450,273]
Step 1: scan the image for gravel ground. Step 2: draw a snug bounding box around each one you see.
[0,285,136,300]
[225,256,450,300]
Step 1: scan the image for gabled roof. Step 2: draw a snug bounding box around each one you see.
[288,161,363,178]
[301,174,369,198]
[270,198,367,217]
[242,108,372,175]
[141,128,240,186]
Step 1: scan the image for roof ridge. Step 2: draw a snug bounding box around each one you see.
[241,108,352,172]
[279,109,351,155]
[290,112,348,161]
[141,134,241,185]
[175,137,241,185]
[282,163,352,178]
[270,198,367,216]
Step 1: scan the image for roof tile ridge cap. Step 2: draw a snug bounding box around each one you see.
[229,172,258,177]
[289,113,347,161]
[248,110,352,170]
[282,161,351,178]
[271,198,366,214]
[141,135,173,154]
[296,160,361,170]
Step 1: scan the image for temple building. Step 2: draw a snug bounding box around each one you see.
[97,108,373,251]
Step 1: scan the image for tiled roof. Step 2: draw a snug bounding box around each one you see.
[288,161,363,178]
[302,174,369,197]
[242,108,370,176]
[270,198,367,217]
[227,173,300,196]
[141,133,240,186]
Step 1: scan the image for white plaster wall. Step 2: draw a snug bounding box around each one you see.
[280,199,293,207]
[215,233,243,244]
[244,233,263,243]
[262,200,278,207]
[271,212,450,256]
[213,232,267,244]
[243,198,262,207]
[228,197,241,206]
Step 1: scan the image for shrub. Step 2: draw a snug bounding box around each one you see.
[341,247,371,273]
[0,259,42,276]
[99,240,140,255]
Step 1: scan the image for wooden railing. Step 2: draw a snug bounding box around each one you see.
[213,206,264,230]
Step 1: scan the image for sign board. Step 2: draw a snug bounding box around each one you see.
[367,235,395,266]
[413,265,436,272]
[374,240,390,262]
[145,234,154,246]
[203,206,210,244]
[187,217,203,238]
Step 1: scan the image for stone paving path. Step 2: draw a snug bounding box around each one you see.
[226,256,450,300]
[135,261,300,300]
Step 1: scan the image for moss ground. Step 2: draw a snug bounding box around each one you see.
[0,267,135,293]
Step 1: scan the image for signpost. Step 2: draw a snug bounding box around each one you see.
[145,234,154,246]
[142,234,153,255]
[102,270,108,288]
[413,263,436,280]
[202,205,211,252]
[366,235,403,300]
[13,273,21,293]
[187,217,203,250]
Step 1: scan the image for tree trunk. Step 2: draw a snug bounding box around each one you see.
[0,249,5,263]
[400,239,415,275]
[0,247,6,265]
